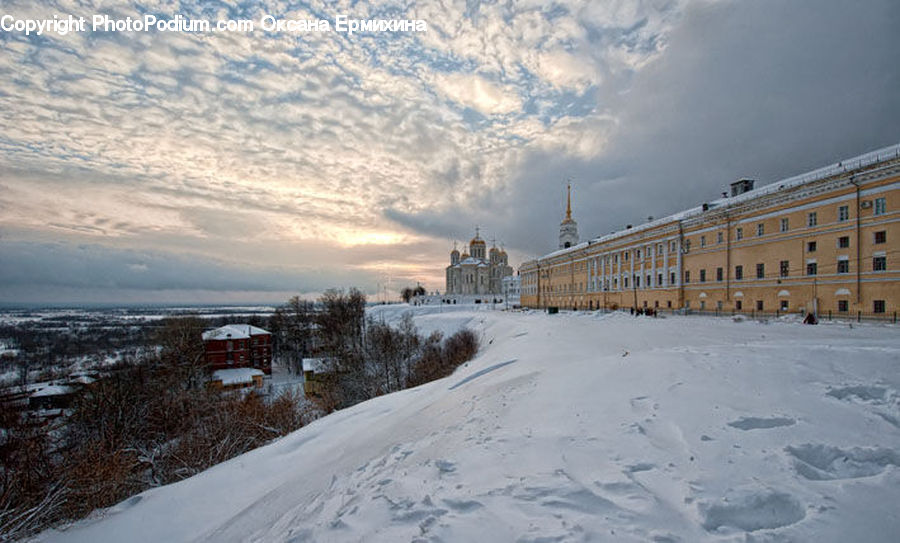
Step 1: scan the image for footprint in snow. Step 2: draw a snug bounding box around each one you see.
[727,416,795,431]
[700,489,805,532]
[785,443,900,480]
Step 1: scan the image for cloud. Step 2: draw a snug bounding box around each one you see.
[397,0,900,259]
[0,0,897,303]
[431,72,522,115]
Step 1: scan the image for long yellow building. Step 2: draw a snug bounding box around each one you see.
[520,144,900,319]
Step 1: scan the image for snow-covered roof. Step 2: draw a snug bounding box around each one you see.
[31,384,74,397]
[302,358,328,373]
[211,368,265,386]
[202,324,270,341]
[459,257,482,266]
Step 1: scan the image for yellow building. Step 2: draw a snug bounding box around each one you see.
[520,144,900,319]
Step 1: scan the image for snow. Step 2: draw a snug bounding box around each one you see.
[201,324,270,341]
[301,358,328,374]
[38,308,900,542]
[211,368,265,386]
[31,384,73,397]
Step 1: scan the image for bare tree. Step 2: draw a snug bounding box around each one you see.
[156,317,208,390]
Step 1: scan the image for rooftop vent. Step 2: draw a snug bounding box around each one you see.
[730,178,755,197]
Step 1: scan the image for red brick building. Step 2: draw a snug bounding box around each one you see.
[202,324,273,375]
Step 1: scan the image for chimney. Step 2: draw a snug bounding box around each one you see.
[730,178,755,197]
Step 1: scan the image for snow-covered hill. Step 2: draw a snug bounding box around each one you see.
[39,308,900,542]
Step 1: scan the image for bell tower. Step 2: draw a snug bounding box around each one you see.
[558,183,579,249]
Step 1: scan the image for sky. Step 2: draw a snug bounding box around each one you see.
[1,0,898,306]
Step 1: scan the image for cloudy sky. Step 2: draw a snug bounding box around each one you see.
[1,0,898,305]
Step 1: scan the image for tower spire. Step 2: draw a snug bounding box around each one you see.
[559,179,579,249]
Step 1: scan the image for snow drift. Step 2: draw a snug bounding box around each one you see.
[38,307,900,542]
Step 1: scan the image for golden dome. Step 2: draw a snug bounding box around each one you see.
[469,226,486,246]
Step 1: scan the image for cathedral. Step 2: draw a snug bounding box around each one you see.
[445,229,513,295]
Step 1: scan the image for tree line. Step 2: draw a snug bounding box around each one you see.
[269,288,478,412]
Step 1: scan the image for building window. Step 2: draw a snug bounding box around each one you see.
[757,223,764,236]
[874,231,886,244]
[658,273,663,286]
[756,300,764,311]
[717,231,724,244]
[874,300,886,313]
[756,263,765,279]
[837,259,849,274]
[807,241,817,253]
[699,269,706,282]
[873,256,886,271]
[700,236,706,247]
[736,300,743,311]
[635,276,641,288]
[646,274,651,288]
[736,227,743,240]
[735,265,743,280]
[780,218,789,232]
[874,197,886,215]
[807,262,818,276]
[684,240,691,253]
[716,267,723,282]
[684,270,690,284]
[780,260,789,277]
[838,300,848,312]
[670,271,676,285]
[780,300,788,311]
[838,205,849,222]
[624,277,629,288]
[808,212,817,227]
[624,251,629,261]
[636,249,641,259]
[671,241,677,252]
[838,236,850,248]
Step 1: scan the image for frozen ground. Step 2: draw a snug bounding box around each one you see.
[38,307,900,542]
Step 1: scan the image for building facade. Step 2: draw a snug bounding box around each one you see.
[446,229,514,295]
[520,144,900,318]
[202,324,273,375]
[502,275,522,307]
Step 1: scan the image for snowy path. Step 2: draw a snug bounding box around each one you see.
[40,309,900,542]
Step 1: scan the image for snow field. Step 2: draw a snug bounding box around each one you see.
[39,308,900,542]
